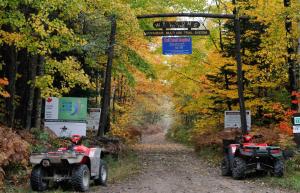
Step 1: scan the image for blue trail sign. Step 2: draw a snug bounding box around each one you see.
[162,37,192,55]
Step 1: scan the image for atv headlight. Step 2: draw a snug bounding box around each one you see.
[42,159,50,167]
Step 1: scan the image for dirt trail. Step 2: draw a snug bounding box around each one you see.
[101,131,293,193]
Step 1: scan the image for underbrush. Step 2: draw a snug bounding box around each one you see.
[166,125,192,145]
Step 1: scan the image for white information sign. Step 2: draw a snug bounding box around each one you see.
[224,110,251,130]
[87,108,101,130]
[293,126,300,133]
[45,97,59,120]
[45,121,87,137]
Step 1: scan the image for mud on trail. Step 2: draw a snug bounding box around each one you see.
[100,131,293,193]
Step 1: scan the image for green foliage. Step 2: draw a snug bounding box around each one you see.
[167,125,192,145]
[127,48,156,79]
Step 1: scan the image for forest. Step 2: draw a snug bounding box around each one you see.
[0,0,300,191]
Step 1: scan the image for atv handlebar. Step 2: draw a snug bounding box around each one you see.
[58,136,87,140]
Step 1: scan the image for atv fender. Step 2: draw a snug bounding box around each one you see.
[228,144,240,167]
[89,148,101,177]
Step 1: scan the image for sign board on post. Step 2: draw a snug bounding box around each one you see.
[45,97,88,137]
[87,108,101,130]
[224,110,251,130]
[162,37,192,55]
[153,21,201,28]
[144,30,210,36]
[292,113,300,133]
[58,97,87,121]
[44,122,87,137]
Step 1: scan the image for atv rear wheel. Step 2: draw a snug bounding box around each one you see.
[94,160,108,186]
[273,159,284,177]
[232,157,247,180]
[221,156,231,176]
[30,165,49,191]
[71,165,90,192]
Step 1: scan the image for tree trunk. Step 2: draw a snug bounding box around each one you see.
[97,15,116,137]
[34,56,45,129]
[224,72,232,110]
[112,77,117,123]
[297,0,300,99]
[25,55,38,130]
[4,45,18,128]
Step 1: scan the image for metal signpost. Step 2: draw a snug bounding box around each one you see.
[137,12,249,135]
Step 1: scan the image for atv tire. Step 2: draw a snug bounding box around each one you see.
[273,159,284,177]
[221,156,231,176]
[94,160,108,186]
[71,165,90,192]
[30,165,49,191]
[232,157,247,180]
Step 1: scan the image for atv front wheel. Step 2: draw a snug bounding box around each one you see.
[94,160,108,186]
[232,157,247,180]
[30,165,49,191]
[273,159,284,177]
[221,156,231,176]
[71,165,90,192]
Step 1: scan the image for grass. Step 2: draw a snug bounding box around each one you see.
[262,158,300,192]
[3,151,140,193]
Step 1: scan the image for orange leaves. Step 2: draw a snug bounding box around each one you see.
[0,125,30,188]
[0,78,8,86]
[279,121,293,135]
[0,78,10,98]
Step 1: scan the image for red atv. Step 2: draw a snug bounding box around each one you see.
[30,135,108,192]
[221,134,284,179]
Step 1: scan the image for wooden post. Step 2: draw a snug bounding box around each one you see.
[284,0,300,145]
[233,0,248,135]
[97,15,116,137]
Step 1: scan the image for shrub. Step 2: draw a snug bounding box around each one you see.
[0,125,30,188]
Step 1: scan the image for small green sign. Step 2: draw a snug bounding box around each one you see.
[58,97,87,121]
[294,117,300,125]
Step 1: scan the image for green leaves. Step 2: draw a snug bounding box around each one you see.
[127,48,156,79]
[36,57,91,97]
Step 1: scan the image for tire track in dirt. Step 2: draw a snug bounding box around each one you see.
[100,132,294,193]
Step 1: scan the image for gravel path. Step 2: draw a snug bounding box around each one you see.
[100,132,294,193]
